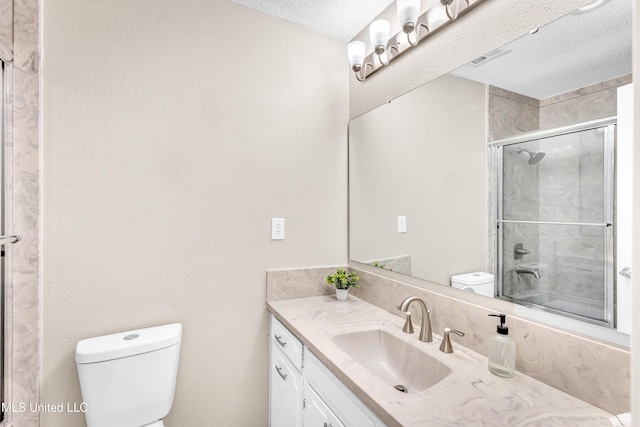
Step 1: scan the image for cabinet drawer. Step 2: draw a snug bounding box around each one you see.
[271,315,303,370]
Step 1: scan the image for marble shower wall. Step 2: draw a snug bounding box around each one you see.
[0,1,41,426]
[539,75,632,129]
[0,0,11,61]
[489,75,632,142]
[488,86,539,142]
[265,265,630,415]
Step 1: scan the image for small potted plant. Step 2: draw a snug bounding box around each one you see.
[326,268,360,301]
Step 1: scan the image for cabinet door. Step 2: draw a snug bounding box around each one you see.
[303,383,345,427]
[304,351,387,427]
[270,346,303,427]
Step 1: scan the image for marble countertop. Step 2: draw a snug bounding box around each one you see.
[267,295,614,427]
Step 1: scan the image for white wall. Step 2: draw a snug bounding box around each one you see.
[41,1,348,426]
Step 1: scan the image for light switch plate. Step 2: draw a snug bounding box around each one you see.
[397,215,407,233]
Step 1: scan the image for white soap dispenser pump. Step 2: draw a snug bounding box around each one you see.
[487,313,516,378]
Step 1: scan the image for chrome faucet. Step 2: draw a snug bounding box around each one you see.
[516,265,541,279]
[397,296,433,342]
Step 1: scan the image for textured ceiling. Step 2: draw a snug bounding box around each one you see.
[226,0,394,41]
[450,0,632,99]
[228,0,631,99]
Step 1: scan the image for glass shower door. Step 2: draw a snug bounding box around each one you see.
[497,121,615,327]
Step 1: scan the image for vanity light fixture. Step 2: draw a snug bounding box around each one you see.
[348,0,486,81]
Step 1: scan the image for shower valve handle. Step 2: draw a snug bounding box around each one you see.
[514,243,530,260]
[619,267,631,279]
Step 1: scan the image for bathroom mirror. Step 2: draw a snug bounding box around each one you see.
[349,0,632,345]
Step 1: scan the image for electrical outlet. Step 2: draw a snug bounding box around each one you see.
[271,218,285,240]
[397,215,407,233]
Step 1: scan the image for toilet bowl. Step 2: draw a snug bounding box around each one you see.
[76,323,182,427]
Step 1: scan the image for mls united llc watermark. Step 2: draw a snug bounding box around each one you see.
[1,401,87,413]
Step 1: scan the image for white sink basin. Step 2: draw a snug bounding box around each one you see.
[323,321,452,394]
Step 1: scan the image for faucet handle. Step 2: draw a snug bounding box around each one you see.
[439,327,465,353]
[402,312,414,334]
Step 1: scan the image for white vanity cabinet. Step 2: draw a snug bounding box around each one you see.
[270,315,387,427]
[304,351,386,427]
[270,316,304,427]
[303,383,345,427]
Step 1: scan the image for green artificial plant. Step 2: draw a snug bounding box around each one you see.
[326,268,360,290]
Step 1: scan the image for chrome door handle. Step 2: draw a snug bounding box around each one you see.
[0,235,20,245]
[324,423,333,427]
[275,365,287,381]
[274,334,287,348]
[619,267,631,279]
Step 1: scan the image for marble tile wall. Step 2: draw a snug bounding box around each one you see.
[0,0,12,61]
[1,1,41,426]
[266,266,339,302]
[363,255,411,276]
[539,75,632,129]
[266,265,630,415]
[488,86,539,142]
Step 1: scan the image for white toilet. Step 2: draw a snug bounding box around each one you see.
[451,272,495,297]
[75,323,182,427]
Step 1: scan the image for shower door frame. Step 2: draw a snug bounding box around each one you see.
[0,59,5,421]
[493,115,616,328]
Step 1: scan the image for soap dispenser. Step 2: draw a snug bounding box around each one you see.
[487,314,516,378]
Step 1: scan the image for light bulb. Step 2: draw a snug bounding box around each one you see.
[369,19,390,54]
[347,41,366,71]
[397,0,421,33]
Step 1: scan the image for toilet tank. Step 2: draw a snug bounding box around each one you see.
[451,272,495,297]
[76,323,182,427]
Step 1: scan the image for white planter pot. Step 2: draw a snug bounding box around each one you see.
[336,289,349,301]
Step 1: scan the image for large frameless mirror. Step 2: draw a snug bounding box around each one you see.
[349,0,632,346]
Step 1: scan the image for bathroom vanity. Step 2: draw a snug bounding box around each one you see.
[268,295,613,426]
[270,314,385,426]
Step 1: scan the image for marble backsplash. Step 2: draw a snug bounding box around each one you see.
[266,265,630,415]
[266,266,338,302]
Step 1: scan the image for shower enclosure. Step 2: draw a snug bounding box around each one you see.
[496,117,615,327]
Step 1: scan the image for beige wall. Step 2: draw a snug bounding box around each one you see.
[350,74,487,284]
[39,0,640,425]
[41,1,347,426]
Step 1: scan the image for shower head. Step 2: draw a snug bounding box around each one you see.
[516,148,546,165]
